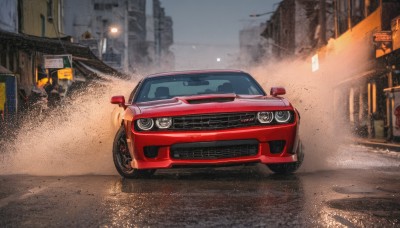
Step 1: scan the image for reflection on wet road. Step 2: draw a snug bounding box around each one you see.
[0,148,399,227]
[108,168,305,227]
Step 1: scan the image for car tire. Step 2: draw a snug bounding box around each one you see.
[267,142,304,174]
[113,126,156,178]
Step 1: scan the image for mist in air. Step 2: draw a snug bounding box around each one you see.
[0,79,136,175]
[0,36,370,176]
[250,38,371,171]
[0,0,372,176]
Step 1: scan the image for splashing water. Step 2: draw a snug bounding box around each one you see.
[249,38,371,172]
[0,37,372,175]
[1,77,137,176]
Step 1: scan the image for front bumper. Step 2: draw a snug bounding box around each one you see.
[127,124,300,169]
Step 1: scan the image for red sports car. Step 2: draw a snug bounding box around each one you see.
[111,70,304,178]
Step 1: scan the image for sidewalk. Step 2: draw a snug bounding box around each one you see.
[352,138,400,152]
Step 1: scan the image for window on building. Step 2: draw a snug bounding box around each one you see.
[393,70,400,87]
[47,0,53,22]
[40,14,46,37]
[18,0,23,32]
[58,0,63,33]
[351,0,365,27]
[0,44,6,68]
[268,23,273,37]
[9,50,15,72]
[367,0,380,15]
[94,3,104,10]
[337,0,349,35]
[104,4,112,10]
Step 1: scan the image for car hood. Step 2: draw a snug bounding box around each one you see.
[133,94,292,117]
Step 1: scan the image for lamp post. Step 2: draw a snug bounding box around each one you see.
[99,19,108,60]
[109,8,129,72]
[102,9,129,72]
[106,24,128,72]
[98,20,121,60]
[123,7,129,73]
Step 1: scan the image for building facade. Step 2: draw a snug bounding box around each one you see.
[19,0,64,38]
[152,0,174,71]
[260,0,400,141]
[239,23,267,68]
[128,0,147,71]
[0,0,126,124]
[63,0,173,73]
[261,0,335,60]
[327,0,399,141]
[63,0,129,71]
[0,0,18,33]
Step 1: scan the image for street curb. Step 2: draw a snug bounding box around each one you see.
[348,138,400,159]
[353,139,400,152]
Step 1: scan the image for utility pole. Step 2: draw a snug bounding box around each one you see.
[333,0,339,38]
[158,11,162,61]
[123,1,129,72]
[347,0,352,31]
[153,0,162,66]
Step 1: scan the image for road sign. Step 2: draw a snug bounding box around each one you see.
[43,55,72,69]
[373,31,392,42]
[374,31,393,58]
[57,68,73,80]
[43,55,74,81]
[311,54,319,72]
[44,58,64,69]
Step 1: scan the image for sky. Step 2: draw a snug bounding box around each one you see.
[159,0,281,70]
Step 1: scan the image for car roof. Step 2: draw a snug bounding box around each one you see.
[145,69,246,79]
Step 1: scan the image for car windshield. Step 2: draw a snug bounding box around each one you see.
[134,72,265,103]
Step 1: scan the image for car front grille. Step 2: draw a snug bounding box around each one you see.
[171,112,257,130]
[170,140,259,160]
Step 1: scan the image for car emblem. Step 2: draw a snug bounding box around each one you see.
[240,118,255,123]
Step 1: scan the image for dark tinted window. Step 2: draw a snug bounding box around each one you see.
[135,73,265,102]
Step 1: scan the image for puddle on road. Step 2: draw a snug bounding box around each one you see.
[328,197,400,218]
[332,185,377,195]
[117,166,302,194]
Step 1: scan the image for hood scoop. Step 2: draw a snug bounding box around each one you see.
[184,94,236,104]
[187,97,235,104]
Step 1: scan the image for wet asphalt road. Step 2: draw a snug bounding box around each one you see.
[0,146,399,227]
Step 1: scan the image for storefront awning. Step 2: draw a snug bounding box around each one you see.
[0,29,129,79]
[334,69,388,88]
[0,65,12,75]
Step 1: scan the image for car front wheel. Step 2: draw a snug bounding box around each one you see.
[267,142,304,174]
[113,126,155,178]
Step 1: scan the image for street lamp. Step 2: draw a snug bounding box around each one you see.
[98,21,127,71]
[110,27,119,33]
[108,8,129,72]
[99,26,116,58]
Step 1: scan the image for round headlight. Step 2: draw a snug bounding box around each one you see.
[275,111,291,123]
[156,117,172,129]
[257,112,274,124]
[137,118,154,130]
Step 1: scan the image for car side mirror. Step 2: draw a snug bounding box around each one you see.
[270,87,286,97]
[111,96,127,109]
